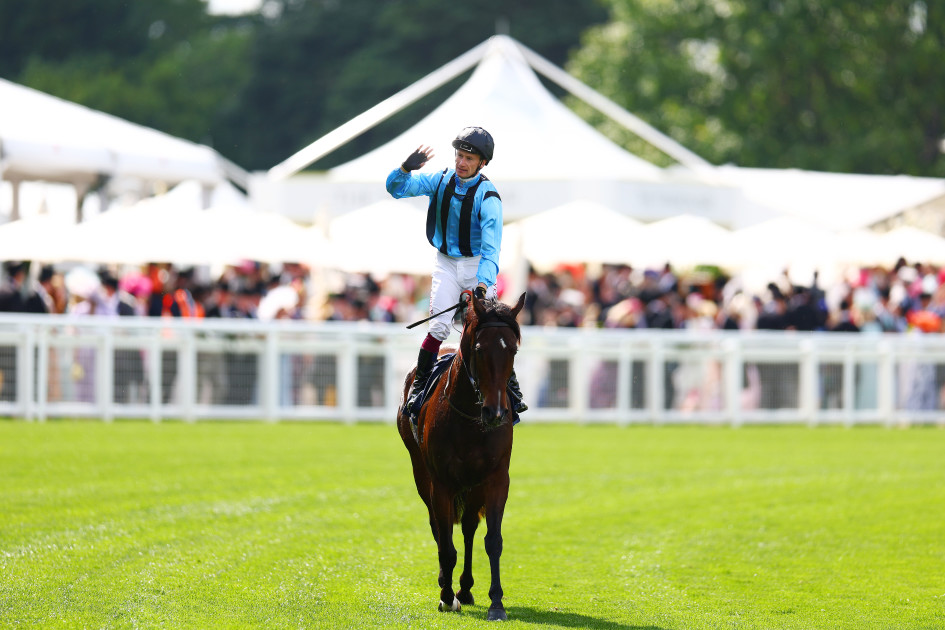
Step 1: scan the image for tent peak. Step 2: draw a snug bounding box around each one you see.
[268,35,710,181]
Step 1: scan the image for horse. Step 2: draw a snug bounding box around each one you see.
[397,290,526,621]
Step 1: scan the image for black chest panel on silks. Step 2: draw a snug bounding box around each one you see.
[426,170,500,257]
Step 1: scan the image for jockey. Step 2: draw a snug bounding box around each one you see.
[386,126,527,426]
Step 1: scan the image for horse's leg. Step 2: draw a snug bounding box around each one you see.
[431,483,460,612]
[399,409,444,587]
[403,428,435,536]
[457,489,484,606]
[483,471,510,621]
[433,506,447,590]
[407,469,446,591]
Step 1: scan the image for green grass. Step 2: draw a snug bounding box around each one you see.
[1,421,943,629]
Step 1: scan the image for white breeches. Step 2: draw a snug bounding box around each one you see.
[428,251,496,341]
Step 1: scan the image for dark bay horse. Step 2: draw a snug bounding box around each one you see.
[398,290,526,621]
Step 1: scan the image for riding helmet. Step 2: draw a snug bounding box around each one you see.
[451,127,495,162]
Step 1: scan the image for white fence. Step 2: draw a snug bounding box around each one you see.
[2,313,944,425]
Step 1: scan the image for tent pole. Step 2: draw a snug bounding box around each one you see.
[10,179,21,221]
[516,41,713,170]
[74,181,90,223]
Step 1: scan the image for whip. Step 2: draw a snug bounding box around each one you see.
[406,290,473,329]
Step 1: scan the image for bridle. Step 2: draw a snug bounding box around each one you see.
[447,303,516,423]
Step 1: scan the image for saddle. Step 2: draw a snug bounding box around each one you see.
[418,352,456,409]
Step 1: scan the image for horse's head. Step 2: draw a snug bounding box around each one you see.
[461,291,526,428]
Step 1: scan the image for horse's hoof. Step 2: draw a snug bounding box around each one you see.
[456,590,474,606]
[439,598,461,612]
[487,607,507,621]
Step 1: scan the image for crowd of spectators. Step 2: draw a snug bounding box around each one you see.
[0,260,312,322]
[1,257,944,335]
[521,259,945,334]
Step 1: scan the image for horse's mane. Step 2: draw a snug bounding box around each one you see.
[469,300,521,342]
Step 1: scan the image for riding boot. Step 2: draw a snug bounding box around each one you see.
[506,368,528,414]
[406,348,437,428]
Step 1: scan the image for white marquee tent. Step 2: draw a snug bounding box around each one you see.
[269,35,709,183]
[875,226,945,266]
[5,38,944,276]
[65,180,322,266]
[254,34,945,242]
[0,180,321,267]
[721,216,836,271]
[201,205,330,266]
[0,78,247,221]
[322,39,663,183]
[506,200,645,271]
[0,214,76,262]
[252,35,728,224]
[326,200,432,275]
[631,214,734,269]
[712,165,945,232]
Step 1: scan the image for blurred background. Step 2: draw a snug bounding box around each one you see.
[2,0,945,423]
[3,0,945,317]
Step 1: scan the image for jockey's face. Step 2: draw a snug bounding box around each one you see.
[454,149,485,179]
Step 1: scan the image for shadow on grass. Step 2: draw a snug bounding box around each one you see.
[505,605,666,629]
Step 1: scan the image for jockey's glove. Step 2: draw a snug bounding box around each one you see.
[401,149,428,172]
[473,286,487,301]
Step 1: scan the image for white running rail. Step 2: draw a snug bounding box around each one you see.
[1,314,943,426]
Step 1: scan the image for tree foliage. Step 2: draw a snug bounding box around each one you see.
[1,0,606,172]
[569,0,945,176]
[219,0,609,170]
[3,0,941,177]
[0,0,251,149]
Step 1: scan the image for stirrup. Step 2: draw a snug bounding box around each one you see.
[507,366,527,415]
[404,396,422,442]
[409,412,420,441]
[507,379,527,414]
[406,376,428,425]
[407,385,424,418]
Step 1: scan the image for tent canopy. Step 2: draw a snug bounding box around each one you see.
[327,200,432,275]
[0,180,318,266]
[0,214,76,262]
[721,216,836,271]
[716,165,945,231]
[257,35,944,234]
[67,181,321,266]
[509,200,645,270]
[322,36,663,182]
[269,35,709,183]
[0,78,245,190]
[252,35,726,224]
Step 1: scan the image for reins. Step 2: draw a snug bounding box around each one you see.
[448,304,514,421]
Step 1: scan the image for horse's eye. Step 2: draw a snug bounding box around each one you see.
[475,343,482,353]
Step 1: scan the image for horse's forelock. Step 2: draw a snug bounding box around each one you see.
[481,301,521,342]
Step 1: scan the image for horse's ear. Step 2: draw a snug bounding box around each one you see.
[472,291,486,318]
[511,291,527,318]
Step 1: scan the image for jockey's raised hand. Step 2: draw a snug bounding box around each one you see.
[401,145,434,172]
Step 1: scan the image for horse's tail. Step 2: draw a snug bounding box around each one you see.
[452,493,487,524]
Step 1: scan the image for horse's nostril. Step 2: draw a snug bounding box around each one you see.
[481,406,505,427]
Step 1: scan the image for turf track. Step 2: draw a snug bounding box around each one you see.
[1,421,943,629]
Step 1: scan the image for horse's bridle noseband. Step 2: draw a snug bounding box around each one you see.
[450,318,515,422]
